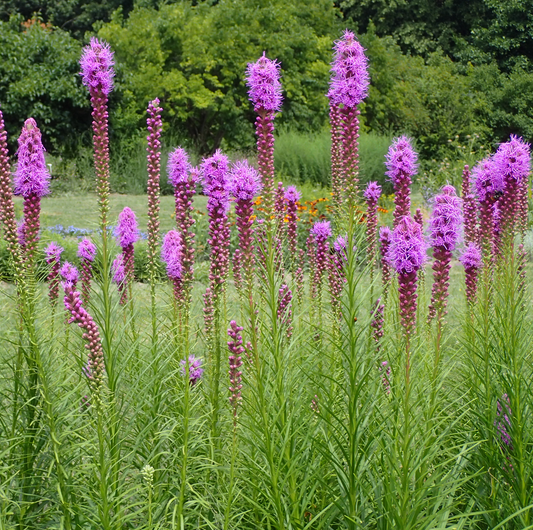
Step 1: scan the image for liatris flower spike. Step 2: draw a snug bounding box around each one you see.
[60,261,79,289]
[14,118,51,263]
[246,53,282,214]
[78,238,97,304]
[390,216,426,336]
[229,160,262,290]
[311,221,332,299]
[115,207,138,304]
[146,98,163,275]
[0,109,23,272]
[80,37,114,227]
[329,31,369,206]
[277,284,293,339]
[112,254,127,304]
[493,135,531,238]
[459,242,482,305]
[180,355,204,386]
[329,29,370,109]
[45,242,63,306]
[227,321,245,425]
[63,281,106,405]
[364,181,382,271]
[379,226,392,291]
[161,230,183,303]
[428,185,462,323]
[386,136,417,227]
[473,157,501,262]
[285,185,301,257]
[168,147,191,188]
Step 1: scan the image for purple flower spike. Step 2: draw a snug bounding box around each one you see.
[329,30,370,108]
[460,242,483,305]
[494,135,531,183]
[112,254,126,285]
[45,242,63,261]
[78,238,97,262]
[116,207,139,248]
[180,355,204,386]
[311,220,332,241]
[246,52,283,113]
[334,235,347,254]
[45,242,63,306]
[365,181,381,271]
[284,185,301,203]
[14,118,50,198]
[379,226,392,292]
[168,147,191,187]
[428,185,462,252]
[473,157,503,203]
[228,321,245,426]
[386,136,417,227]
[161,230,182,281]
[80,37,115,96]
[390,216,425,337]
[428,185,462,323]
[389,217,426,275]
[229,160,262,201]
[60,261,79,288]
[364,181,382,203]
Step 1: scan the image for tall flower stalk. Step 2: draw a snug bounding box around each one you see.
[80,37,114,230]
[329,30,370,211]
[386,136,418,227]
[146,98,162,332]
[229,160,262,298]
[460,243,482,306]
[246,53,282,216]
[379,226,392,301]
[45,242,63,307]
[115,207,139,305]
[427,185,462,325]
[78,238,97,305]
[14,118,51,267]
[364,181,381,279]
[168,149,199,338]
[461,165,478,244]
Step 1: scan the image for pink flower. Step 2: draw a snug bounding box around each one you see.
[246,52,283,112]
[79,37,115,96]
[161,230,183,280]
[116,207,139,248]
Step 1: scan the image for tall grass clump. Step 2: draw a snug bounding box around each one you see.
[0,28,532,530]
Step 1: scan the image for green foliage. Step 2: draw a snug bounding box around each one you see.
[0,16,89,153]
[274,129,394,193]
[98,0,337,154]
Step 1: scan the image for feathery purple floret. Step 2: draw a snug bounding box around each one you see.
[364,181,382,203]
[473,157,503,203]
[161,230,182,280]
[79,37,115,96]
[389,216,426,274]
[202,150,230,209]
[228,160,262,201]
[329,30,370,108]
[460,242,482,269]
[334,235,347,254]
[78,238,97,261]
[45,242,63,261]
[167,147,191,187]
[112,255,125,284]
[284,185,301,203]
[14,118,50,198]
[428,185,463,251]
[311,220,332,242]
[493,135,531,183]
[116,207,139,248]
[385,136,418,183]
[60,262,79,287]
[246,53,283,112]
[180,355,204,386]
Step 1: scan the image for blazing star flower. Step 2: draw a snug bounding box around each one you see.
[167,147,191,188]
[493,135,531,183]
[246,52,283,112]
[460,242,483,305]
[78,238,97,262]
[112,254,126,285]
[473,157,503,203]
[60,261,79,288]
[180,355,204,386]
[428,185,463,252]
[284,185,301,203]
[14,118,50,198]
[389,216,426,275]
[45,242,63,262]
[329,29,370,108]
[386,136,417,226]
[116,207,139,248]
[79,37,115,96]
[228,160,262,201]
[311,220,332,241]
[161,230,182,280]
